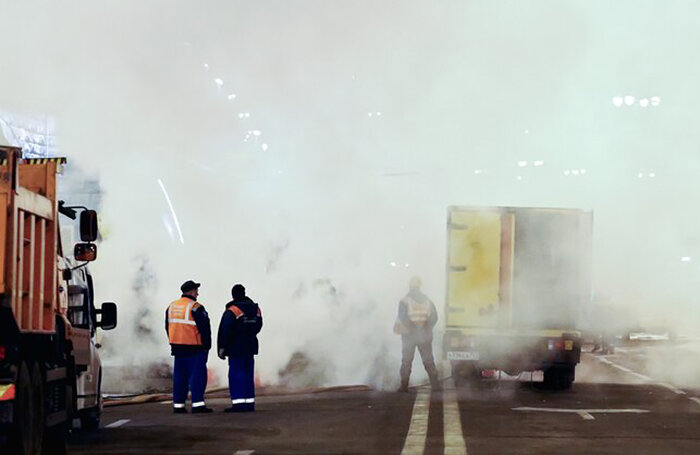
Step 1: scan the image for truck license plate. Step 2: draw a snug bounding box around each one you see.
[447,351,479,361]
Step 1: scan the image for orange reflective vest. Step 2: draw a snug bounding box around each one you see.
[167,297,203,346]
[402,296,432,326]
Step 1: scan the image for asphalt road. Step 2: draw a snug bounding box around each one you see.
[69,343,700,454]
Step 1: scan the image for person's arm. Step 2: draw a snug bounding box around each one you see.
[165,308,170,339]
[429,301,438,329]
[255,306,263,334]
[193,305,212,351]
[398,301,410,325]
[217,310,233,358]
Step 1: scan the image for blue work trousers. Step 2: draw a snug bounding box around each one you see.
[228,355,255,411]
[173,351,208,408]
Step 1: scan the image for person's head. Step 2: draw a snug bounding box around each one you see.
[180,280,200,298]
[409,276,422,291]
[231,284,246,300]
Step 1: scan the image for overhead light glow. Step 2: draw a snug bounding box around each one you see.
[518,161,528,167]
[612,96,624,107]
[681,256,692,262]
[564,170,571,176]
[227,94,237,100]
[649,173,655,178]
[215,78,224,86]
[639,98,649,107]
[261,144,269,151]
[651,96,661,106]
[624,95,635,106]
[637,173,644,178]
[534,160,544,166]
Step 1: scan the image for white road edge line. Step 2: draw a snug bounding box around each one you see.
[161,400,173,405]
[234,451,255,455]
[688,397,700,407]
[513,407,649,420]
[105,419,131,428]
[400,388,430,455]
[593,355,689,392]
[443,379,468,454]
[658,383,687,395]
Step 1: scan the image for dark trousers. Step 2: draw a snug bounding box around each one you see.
[228,355,255,411]
[173,351,208,408]
[400,338,439,388]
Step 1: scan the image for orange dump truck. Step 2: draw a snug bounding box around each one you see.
[0,146,117,454]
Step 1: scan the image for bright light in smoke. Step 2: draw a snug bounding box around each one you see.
[227,93,237,100]
[518,161,528,167]
[534,160,544,166]
[474,169,484,174]
[203,63,209,70]
[564,170,571,176]
[651,96,661,106]
[215,78,224,86]
[681,256,692,262]
[638,172,644,178]
[649,172,656,178]
[261,143,269,151]
[390,261,397,267]
[612,96,624,107]
[253,130,261,136]
[157,179,185,244]
[639,98,649,107]
[572,169,580,175]
[624,95,635,106]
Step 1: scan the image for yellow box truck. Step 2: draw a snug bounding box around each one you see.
[443,206,592,390]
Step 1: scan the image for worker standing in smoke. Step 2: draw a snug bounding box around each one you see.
[394,276,441,392]
[217,284,263,412]
[165,280,213,414]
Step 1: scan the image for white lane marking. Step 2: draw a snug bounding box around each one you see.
[658,383,686,395]
[105,419,131,428]
[443,379,468,454]
[234,451,255,455]
[688,397,700,407]
[400,388,430,455]
[577,411,595,420]
[513,407,649,420]
[161,400,173,405]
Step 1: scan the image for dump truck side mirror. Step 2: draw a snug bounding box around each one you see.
[74,243,97,262]
[80,210,98,242]
[97,302,117,330]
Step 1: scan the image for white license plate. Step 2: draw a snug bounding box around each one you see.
[447,351,480,361]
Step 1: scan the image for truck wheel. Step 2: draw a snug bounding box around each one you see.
[10,361,43,455]
[80,369,101,431]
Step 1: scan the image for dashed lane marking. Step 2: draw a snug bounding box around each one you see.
[400,388,430,455]
[105,419,131,428]
[513,407,649,420]
[443,379,468,454]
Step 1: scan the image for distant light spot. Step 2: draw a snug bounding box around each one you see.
[203,63,209,70]
[238,113,245,119]
[580,169,587,174]
[227,94,237,100]
[681,256,692,262]
[648,172,655,178]
[390,261,397,267]
[524,129,530,134]
[252,130,261,136]
[639,98,649,107]
[651,96,661,107]
[612,96,624,107]
[624,95,635,106]
[518,161,528,167]
[404,263,410,268]
[637,173,644,178]
[533,160,544,167]
[215,78,223,86]
[368,112,373,117]
[474,169,484,175]
[564,170,571,176]
[261,144,269,151]
[516,175,523,181]
[376,112,382,116]
[572,169,580,175]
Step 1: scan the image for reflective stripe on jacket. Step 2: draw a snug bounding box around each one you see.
[402,296,432,326]
[167,297,203,346]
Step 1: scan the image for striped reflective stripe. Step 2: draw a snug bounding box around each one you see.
[173,403,186,408]
[168,318,197,325]
[245,398,255,403]
[192,401,206,407]
[231,398,246,404]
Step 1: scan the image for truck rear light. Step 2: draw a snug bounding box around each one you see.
[0,345,5,361]
[548,339,565,350]
[0,384,14,401]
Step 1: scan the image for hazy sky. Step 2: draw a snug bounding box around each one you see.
[1,1,699,385]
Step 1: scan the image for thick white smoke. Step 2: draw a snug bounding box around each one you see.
[1,1,699,390]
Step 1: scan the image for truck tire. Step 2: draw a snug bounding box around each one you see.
[79,370,101,431]
[10,361,42,455]
[451,361,480,388]
[542,365,575,390]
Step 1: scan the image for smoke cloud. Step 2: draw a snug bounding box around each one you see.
[1,1,699,390]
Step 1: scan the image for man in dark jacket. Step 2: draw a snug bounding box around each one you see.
[217,284,263,412]
[165,280,213,413]
[394,276,441,392]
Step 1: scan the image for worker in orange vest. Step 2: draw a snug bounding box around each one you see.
[165,280,213,413]
[394,276,441,392]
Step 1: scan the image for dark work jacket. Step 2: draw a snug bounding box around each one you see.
[217,297,263,357]
[164,295,212,357]
[397,290,438,344]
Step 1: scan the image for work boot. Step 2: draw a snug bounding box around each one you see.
[192,406,214,414]
[173,407,187,414]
